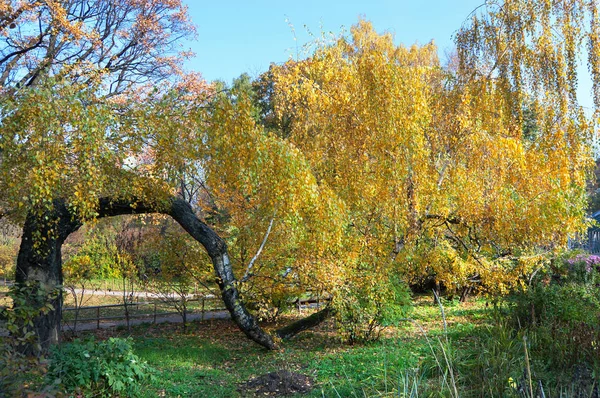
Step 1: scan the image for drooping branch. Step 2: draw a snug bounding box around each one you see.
[275,306,333,340]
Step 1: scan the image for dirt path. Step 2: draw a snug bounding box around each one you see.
[61,309,231,333]
[66,287,215,300]
[0,310,231,337]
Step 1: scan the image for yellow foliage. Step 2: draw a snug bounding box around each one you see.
[2,5,599,310]
[271,19,594,294]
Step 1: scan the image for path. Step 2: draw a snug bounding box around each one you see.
[2,280,216,300]
[65,286,216,300]
[0,310,232,337]
[62,309,231,332]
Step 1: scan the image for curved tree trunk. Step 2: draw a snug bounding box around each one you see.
[167,198,276,349]
[14,196,276,355]
[15,196,331,354]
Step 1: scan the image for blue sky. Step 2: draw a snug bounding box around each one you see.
[180,0,594,109]
[180,0,483,82]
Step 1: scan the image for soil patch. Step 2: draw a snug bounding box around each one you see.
[239,370,314,397]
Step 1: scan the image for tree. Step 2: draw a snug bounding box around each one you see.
[62,253,94,336]
[4,0,600,355]
[1,66,345,352]
[144,221,211,331]
[111,218,143,333]
[271,16,595,299]
[0,0,194,93]
[0,81,276,353]
[0,220,18,283]
[0,0,282,354]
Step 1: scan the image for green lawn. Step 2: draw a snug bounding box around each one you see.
[7,293,596,396]
[115,296,491,397]
[132,324,426,397]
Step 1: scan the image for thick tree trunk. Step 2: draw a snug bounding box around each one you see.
[14,201,80,355]
[14,197,276,355]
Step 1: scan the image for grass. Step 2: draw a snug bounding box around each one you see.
[64,278,145,293]
[131,323,424,397]
[125,295,598,397]
[6,292,598,397]
[63,277,215,296]
[71,294,491,397]
[135,336,240,397]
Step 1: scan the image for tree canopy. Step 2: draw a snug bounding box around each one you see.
[0,0,194,93]
[270,17,594,295]
[2,0,600,352]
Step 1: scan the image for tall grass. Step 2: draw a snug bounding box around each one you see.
[329,292,599,398]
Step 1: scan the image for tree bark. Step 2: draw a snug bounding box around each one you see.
[14,196,276,355]
[275,307,333,340]
[167,198,276,349]
[15,201,81,355]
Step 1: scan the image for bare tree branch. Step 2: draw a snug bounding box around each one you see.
[242,215,276,283]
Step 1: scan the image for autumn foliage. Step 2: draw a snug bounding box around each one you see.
[1,0,600,349]
[269,18,594,299]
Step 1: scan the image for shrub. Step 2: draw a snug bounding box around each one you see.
[0,282,59,395]
[565,253,600,285]
[0,242,17,281]
[508,282,600,369]
[459,321,525,397]
[333,273,411,344]
[64,234,122,280]
[505,252,600,380]
[47,337,151,397]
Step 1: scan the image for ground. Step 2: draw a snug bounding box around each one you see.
[55,295,489,397]
[8,292,596,396]
[238,370,314,396]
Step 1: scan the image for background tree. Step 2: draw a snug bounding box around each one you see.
[0,0,194,93]
[0,220,18,284]
[145,221,212,331]
[62,253,95,336]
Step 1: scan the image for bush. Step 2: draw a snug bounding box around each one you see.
[508,282,600,369]
[333,273,411,344]
[458,321,526,397]
[0,282,59,395]
[243,279,301,322]
[564,253,600,285]
[504,252,600,383]
[0,242,17,281]
[64,234,122,280]
[47,337,151,397]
